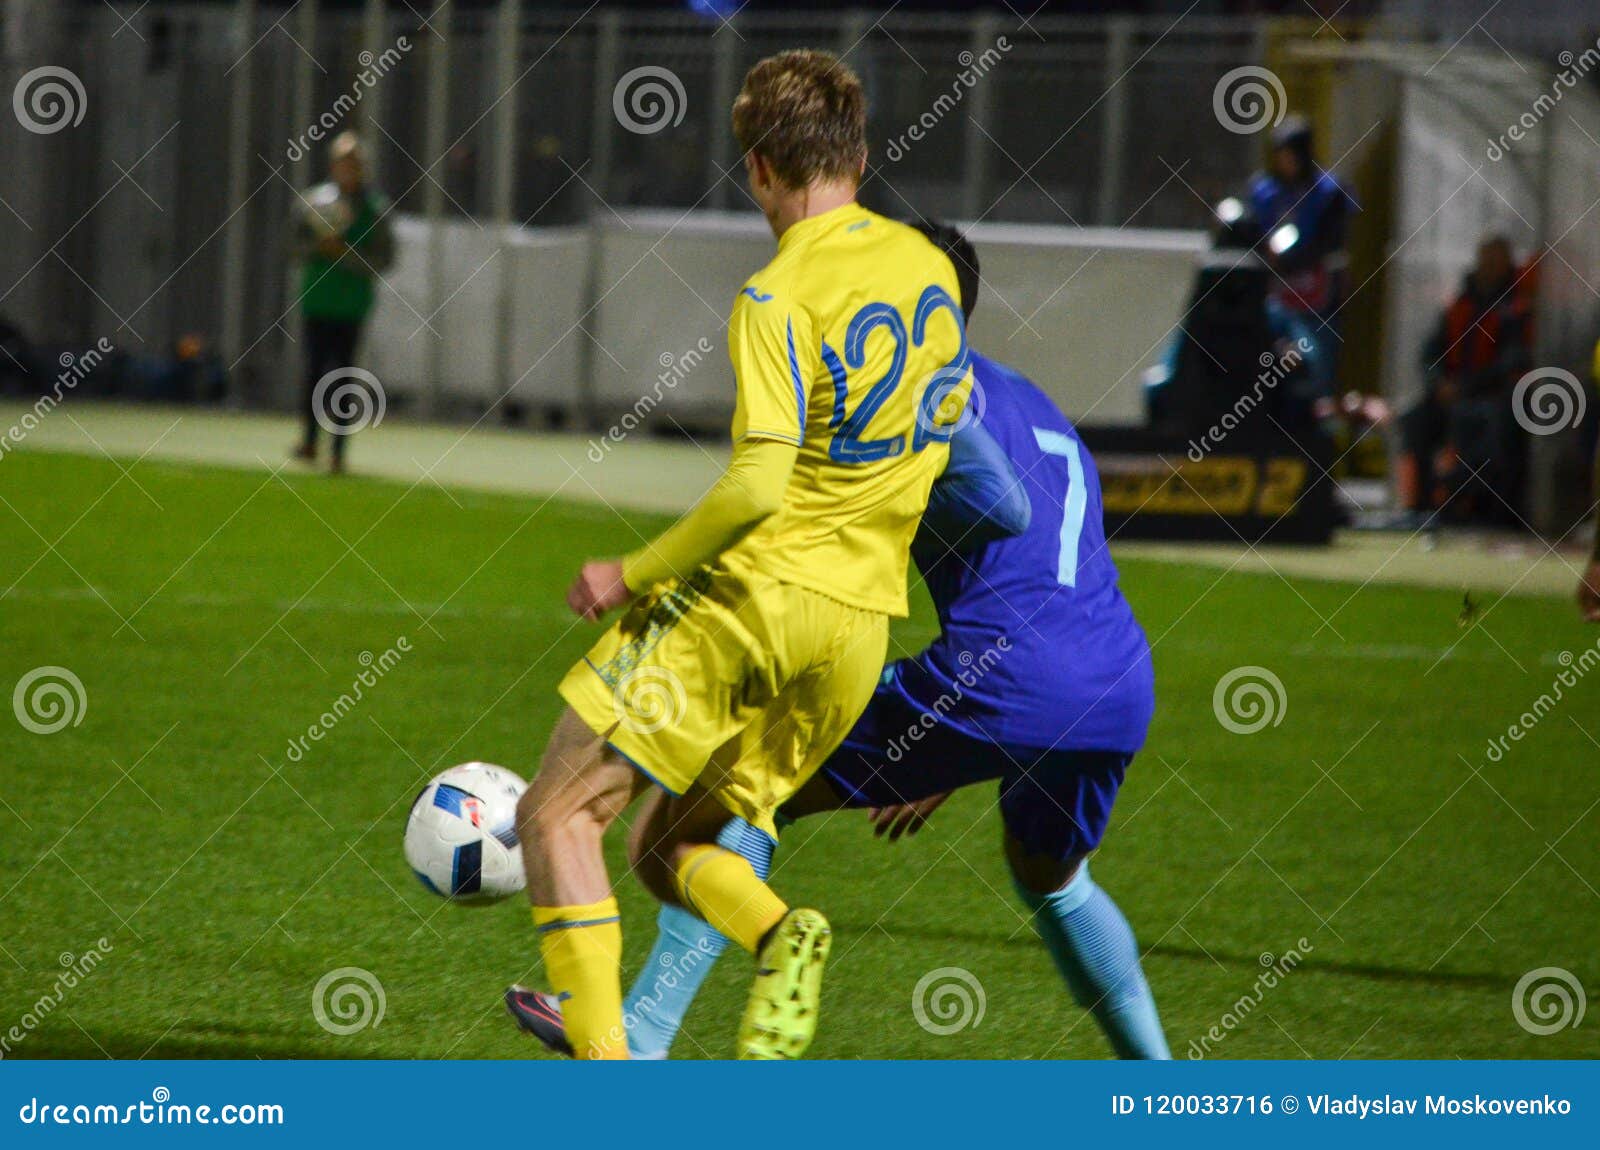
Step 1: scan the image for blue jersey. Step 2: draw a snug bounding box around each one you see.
[1246,169,1349,320]
[900,352,1154,753]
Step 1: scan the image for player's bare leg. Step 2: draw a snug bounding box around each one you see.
[1003,836,1083,896]
[508,707,649,1059]
[629,770,843,906]
[633,783,831,1059]
[519,709,644,903]
[627,784,720,907]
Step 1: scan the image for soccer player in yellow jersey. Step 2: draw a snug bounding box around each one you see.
[506,49,969,1060]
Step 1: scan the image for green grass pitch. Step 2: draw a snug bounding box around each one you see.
[1,449,1596,1060]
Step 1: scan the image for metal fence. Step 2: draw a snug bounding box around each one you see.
[0,2,1278,392]
[1,1,1592,438]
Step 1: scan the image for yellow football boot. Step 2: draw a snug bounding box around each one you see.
[737,908,832,1059]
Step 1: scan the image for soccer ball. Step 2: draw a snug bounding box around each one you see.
[404,762,529,903]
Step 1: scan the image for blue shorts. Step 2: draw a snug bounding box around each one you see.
[818,667,1131,861]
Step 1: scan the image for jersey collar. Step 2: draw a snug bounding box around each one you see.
[777,201,868,253]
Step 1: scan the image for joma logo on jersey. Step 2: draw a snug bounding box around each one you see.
[741,286,774,303]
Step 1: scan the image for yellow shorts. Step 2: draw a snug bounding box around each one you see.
[558,556,888,838]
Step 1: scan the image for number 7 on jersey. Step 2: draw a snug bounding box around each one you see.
[1032,427,1087,588]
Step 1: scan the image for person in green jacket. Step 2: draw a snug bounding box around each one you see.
[1584,485,1600,622]
[292,131,394,473]
[1582,337,1600,622]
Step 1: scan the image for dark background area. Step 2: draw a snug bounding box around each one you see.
[249,1,1381,14]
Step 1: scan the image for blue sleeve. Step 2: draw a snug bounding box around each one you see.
[915,419,1032,553]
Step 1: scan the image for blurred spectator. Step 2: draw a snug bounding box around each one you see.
[1580,338,1600,622]
[1144,200,1332,444]
[0,315,40,394]
[1247,116,1352,348]
[1397,236,1534,522]
[290,132,394,474]
[1583,510,1600,621]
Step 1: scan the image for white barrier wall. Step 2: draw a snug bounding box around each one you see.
[961,222,1206,424]
[361,217,436,398]
[365,211,1206,428]
[590,212,1204,427]
[589,212,774,425]
[504,228,594,411]
[366,218,590,411]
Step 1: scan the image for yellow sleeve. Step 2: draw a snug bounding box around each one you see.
[728,285,814,446]
[621,437,798,593]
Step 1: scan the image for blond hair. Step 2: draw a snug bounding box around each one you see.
[731,50,866,189]
[329,131,365,165]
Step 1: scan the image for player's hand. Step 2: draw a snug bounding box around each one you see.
[866,792,951,842]
[1579,559,1600,622]
[316,233,347,259]
[567,559,632,621]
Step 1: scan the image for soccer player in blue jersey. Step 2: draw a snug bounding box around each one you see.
[509,223,1169,1060]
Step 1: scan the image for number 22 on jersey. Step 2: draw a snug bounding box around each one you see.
[820,286,969,464]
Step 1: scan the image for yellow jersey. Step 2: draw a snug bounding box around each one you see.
[722,201,969,617]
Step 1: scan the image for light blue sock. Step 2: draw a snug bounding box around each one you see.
[1014,862,1171,1059]
[623,817,775,1058]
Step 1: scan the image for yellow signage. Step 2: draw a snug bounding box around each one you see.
[1099,455,1309,518]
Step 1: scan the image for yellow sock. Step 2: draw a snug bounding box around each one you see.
[673,844,788,955]
[533,898,626,1060]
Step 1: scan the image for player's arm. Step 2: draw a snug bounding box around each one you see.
[567,438,798,620]
[626,438,796,587]
[353,195,396,274]
[566,288,810,620]
[291,203,323,261]
[915,419,1031,554]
